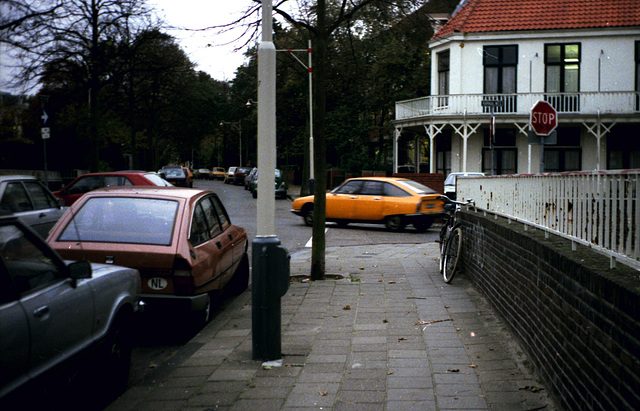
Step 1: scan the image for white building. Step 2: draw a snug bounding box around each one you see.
[393,0,640,175]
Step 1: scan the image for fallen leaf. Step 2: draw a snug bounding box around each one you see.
[263,365,272,370]
[469,364,477,368]
[388,281,396,284]
[343,305,351,310]
[387,372,394,375]
[382,319,388,323]
[318,391,328,396]
[398,337,407,341]
[448,369,460,373]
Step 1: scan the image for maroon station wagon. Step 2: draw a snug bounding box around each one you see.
[53,171,172,206]
[47,186,249,322]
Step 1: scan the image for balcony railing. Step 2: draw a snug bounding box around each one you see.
[395,91,640,120]
[457,171,640,270]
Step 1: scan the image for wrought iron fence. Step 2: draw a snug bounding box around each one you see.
[456,170,640,270]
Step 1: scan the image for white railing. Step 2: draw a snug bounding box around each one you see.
[457,171,640,270]
[395,91,640,120]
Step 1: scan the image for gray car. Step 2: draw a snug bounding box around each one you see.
[0,215,142,404]
[0,175,65,238]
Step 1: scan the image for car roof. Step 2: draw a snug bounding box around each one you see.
[76,185,210,200]
[74,171,154,177]
[0,175,39,182]
[346,177,409,183]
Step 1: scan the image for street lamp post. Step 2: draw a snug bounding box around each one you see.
[277,42,313,194]
[220,120,242,166]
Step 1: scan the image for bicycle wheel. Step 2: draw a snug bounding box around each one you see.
[443,227,462,283]
[438,225,451,273]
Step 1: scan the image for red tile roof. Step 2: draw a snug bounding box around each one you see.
[433,0,640,39]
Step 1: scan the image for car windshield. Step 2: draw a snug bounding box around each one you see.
[58,197,179,246]
[395,180,436,195]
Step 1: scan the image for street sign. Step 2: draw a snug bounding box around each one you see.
[530,100,557,136]
[481,99,504,108]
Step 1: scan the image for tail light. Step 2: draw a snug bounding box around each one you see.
[172,258,195,295]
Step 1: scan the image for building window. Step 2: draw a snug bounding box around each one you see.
[483,45,517,113]
[543,128,581,172]
[435,130,452,176]
[545,43,581,112]
[482,129,517,175]
[437,50,450,107]
[608,125,640,169]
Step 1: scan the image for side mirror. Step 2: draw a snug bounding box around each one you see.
[68,260,92,280]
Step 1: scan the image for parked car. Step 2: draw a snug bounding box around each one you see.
[54,171,172,206]
[291,177,444,232]
[159,166,193,188]
[0,175,65,238]
[444,172,485,200]
[244,167,258,191]
[232,167,253,186]
[0,214,141,402]
[212,167,226,180]
[251,169,287,199]
[47,186,249,323]
[195,168,211,180]
[224,167,237,184]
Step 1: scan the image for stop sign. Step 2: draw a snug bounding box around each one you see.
[530,100,558,136]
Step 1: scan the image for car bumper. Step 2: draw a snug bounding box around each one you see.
[291,208,304,217]
[138,292,209,314]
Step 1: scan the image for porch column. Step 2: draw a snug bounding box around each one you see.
[424,123,445,174]
[452,122,481,173]
[583,114,616,171]
[393,127,402,174]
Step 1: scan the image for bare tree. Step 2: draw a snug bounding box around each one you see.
[208,0,422,280]
[2,0,154,169]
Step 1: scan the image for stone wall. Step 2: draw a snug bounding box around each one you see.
[458,209,640,410]
[393,173,444,193]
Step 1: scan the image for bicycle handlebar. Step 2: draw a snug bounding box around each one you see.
[438,195,475,207]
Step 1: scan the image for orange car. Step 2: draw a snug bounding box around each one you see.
[291,177,444,232]
[47,186,249,323]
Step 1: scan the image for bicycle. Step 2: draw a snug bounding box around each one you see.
[438,195,474,283]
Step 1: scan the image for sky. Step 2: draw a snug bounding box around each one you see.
[0,1,260,92]
[150,0,259,82]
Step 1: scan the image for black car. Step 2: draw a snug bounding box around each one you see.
[160,166,193,187]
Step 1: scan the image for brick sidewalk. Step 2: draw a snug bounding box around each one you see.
[108,243,555,410]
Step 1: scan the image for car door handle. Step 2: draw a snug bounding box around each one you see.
[39,212,47,218]
[227,234,233,241]
[33,306,50,318]
[216,241,222,249]
[350,196,357,199]
[374,197,382,200]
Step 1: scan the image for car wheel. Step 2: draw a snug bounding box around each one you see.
[385,215,405,232]
[413,217,434,232]
[303,207,314,226]
[229,253,250,295]
[101,313,133,394]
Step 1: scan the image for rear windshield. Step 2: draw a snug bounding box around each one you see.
[144,173,173,186]
[162,168,185,178]
[58,197,179,246]
[395,180,436,195]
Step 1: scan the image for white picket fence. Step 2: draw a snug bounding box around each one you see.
[457,170,640,270]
